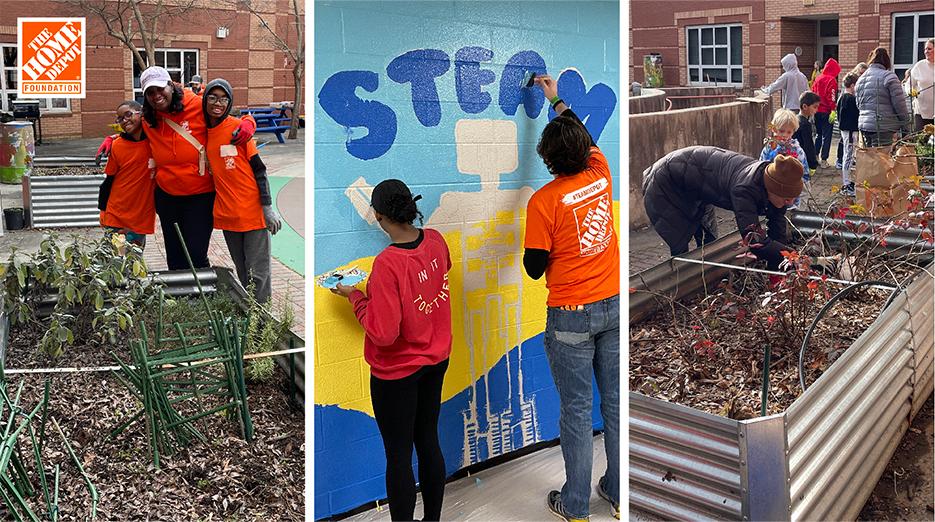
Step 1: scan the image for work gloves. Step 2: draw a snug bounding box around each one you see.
[231,117,257,146]
[95,134,117,166]
[811,255,840,275]
[263,205,282,235]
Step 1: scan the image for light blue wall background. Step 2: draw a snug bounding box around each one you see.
[315,1,619,518]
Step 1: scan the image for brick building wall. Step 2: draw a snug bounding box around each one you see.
[314,1,619,517]
[631,0,931,90]
[0,0,302,140]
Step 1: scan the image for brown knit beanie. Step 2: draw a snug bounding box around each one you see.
[764,155,804,199]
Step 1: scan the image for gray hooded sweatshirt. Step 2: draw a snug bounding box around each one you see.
[763,54,809,110]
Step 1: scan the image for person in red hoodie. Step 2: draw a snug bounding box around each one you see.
[812,57,841,169]
[331,179,452,522]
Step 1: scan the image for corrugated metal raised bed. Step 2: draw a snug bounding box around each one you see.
[629,213,934,521]
[0,267,304,407]
[23,157,102,228]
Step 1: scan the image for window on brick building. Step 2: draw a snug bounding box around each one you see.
[133,49,200,102]
[687,24,743,86]
[0,44,70,114]
[893,12,934,81]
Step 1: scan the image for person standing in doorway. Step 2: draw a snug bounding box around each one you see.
[524,74,620,521]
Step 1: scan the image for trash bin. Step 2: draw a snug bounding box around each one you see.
[3,207,24,230]
[0,122,35,184]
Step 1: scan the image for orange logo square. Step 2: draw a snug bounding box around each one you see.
[17,18,86,98]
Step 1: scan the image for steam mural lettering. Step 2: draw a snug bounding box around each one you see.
[314,2,619,518]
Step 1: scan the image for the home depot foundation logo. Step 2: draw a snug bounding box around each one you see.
[17,18,86,98]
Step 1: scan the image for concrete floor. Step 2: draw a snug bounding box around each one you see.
[346,434,617,522]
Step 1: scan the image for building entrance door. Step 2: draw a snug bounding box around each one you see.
[817,19,839,67]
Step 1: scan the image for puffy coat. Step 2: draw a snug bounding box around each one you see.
[812,57,840,113]
[763,54,810,110]
[856,63,911,133]
[642,146,790,267]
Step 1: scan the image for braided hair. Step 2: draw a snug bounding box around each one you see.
[371,179,424,225]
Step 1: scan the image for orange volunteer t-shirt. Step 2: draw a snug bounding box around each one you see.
[144,88,213,196]
[524,146,620,307]
[206,116,265,232]
[99,136,156,234]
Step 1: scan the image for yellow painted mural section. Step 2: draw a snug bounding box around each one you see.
[314,201,621,418]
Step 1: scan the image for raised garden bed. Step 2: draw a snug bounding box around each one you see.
[23,158,103,229]
[628,211,934,521]
[0,237,304,520]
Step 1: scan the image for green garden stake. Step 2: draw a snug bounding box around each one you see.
[760,344,772,417]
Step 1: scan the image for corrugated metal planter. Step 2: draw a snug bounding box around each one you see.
[23,157,103,228]
[0,268,304,407]
[630,220,934,521]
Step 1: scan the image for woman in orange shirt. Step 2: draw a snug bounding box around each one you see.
[100,66,257,270]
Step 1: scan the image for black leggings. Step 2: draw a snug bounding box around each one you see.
[371,359,449,521]
[154,187,215,270]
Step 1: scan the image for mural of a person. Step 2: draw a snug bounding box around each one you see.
[523,74,620,521]
[330,180,453,522]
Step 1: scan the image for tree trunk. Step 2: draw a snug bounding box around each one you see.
[288,64,303,140]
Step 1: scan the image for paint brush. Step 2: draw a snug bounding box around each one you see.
[520,71,537,88]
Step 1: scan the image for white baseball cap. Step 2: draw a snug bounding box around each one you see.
[140,66,171,93]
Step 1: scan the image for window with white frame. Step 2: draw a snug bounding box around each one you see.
[0,44,70,113]
[686,24,744,86]
[893,11,934,81]
[133,49,200,102]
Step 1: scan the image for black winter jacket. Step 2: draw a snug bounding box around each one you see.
[642,146,791,268]
[794,115,818,171]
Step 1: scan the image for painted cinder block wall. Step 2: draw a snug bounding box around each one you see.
[313,1,619,518]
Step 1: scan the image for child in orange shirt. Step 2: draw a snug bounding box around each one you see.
[98,100,156,249]
[202,79,281,302]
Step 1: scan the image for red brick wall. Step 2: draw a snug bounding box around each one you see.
[632,0,929,90]
[0,0,303,139]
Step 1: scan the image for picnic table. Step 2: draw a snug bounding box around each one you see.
[238,105,301,143]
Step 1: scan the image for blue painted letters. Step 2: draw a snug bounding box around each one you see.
[454,47,495,114]
[318,71,398,161]
[386,49,451,127]
[498,51,547,118]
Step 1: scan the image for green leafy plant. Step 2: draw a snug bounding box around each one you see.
[242,285,294,382]
[1,234,163,357]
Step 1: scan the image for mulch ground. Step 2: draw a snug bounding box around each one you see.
[3,314,304,520]
[629,262,923,418]
[31,166,101,177]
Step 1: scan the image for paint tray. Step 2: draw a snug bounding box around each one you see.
[317,267,367,289]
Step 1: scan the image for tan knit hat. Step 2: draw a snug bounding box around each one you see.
[764,155,804,199]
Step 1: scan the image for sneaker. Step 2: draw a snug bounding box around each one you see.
[820,159,831,169]
[841,182,856,197]
[597,477,620,520]
[547,491,588,522]
[836,160,843,170]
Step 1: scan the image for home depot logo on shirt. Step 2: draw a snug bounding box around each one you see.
[17,18,86,98]
[220,144,238,170]
[565,179,613,257]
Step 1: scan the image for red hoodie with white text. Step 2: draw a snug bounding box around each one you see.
[348,228,453,380]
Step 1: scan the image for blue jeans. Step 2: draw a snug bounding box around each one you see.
[814,112,833,161]
[544,294,620,518]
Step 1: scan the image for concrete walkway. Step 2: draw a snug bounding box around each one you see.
[0,130,306,338]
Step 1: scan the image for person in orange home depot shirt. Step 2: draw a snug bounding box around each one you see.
[202,79,281,303]
[523,74,619,521]
[98,100,155,248]
[98,66,257,270]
